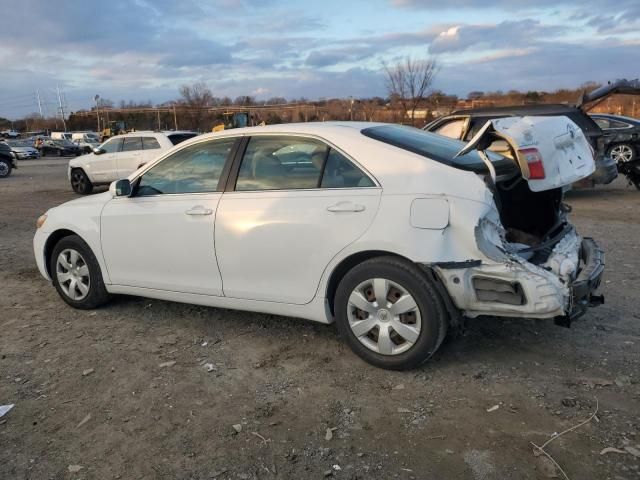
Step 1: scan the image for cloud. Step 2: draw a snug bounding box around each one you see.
[429,19,565,54]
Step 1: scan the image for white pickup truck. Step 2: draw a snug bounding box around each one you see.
[67,131,197,194]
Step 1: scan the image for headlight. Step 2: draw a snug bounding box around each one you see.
[36,214,47,229]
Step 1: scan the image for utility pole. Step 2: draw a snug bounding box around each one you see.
[94,95,101,133]
[56,84,67,131]
[36,90,44,119]
[157,108,161,131]
[173,105,178,130]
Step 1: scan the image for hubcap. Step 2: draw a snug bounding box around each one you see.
[56,249,90,301]
[0,162,8,176]
[347,278,421,356]
[610,145,633,163]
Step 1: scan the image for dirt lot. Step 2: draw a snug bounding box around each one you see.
[1,158,639,480]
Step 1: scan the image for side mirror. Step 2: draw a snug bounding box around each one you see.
[93,147,105,155]
[114,179,132,197]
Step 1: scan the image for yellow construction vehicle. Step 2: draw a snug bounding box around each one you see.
[212,111,263,132]
[100,121,128,142]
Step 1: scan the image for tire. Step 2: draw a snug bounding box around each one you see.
[0,158,12,178]
[50,234,111,310]
[334,256,448,370]
[70,168,93,195]
[607,143,636,163]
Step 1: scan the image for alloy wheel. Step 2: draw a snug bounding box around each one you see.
[71,171,86,192]
[610,144,633,163]
[347,278,421,356]
[0,161,9,177]
[56,249,90,301]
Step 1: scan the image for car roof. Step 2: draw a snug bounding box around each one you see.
[450,103,577,117]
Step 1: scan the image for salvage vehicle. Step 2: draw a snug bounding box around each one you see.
[34,121,605,370]
[424,79,640,187]
[590,113,640,189]
[0,141,17,177]
[40,139,82,157]
[7,140,39,159]
[67,131,197,194]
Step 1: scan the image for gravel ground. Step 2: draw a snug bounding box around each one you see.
[1,158,639,479]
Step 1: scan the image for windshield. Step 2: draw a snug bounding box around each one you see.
[361,125,516,175]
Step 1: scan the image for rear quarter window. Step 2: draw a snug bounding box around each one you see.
[167,133,197,146]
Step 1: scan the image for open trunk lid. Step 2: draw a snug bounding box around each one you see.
[577,78,640,110]
[457,116,595,192]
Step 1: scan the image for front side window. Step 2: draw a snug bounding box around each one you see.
[142,137,161,150]
[121,137,142,152]
[101,138,123,153]
[136,138,236,196]
[235,136,374,191]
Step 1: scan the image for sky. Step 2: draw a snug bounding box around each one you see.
[1,0,639,119]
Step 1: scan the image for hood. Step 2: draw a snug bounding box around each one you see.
[12,146,37,153]
[577,78,640,110]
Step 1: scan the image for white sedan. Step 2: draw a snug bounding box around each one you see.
[34,121,605,369]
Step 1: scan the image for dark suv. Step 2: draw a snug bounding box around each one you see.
[424,79,640,186]
[0,141,17,178]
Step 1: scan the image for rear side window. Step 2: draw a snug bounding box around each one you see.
[435,119,465,139]
[167,133,197,145]
[235,136,374,191]
[136,138,235,196]
[121,137,142,152]
[362,125,512,174]
[101,138,123,153]
[593,118,610,129]
[142,137,161,149]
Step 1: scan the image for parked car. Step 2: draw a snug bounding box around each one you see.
[40,139,82,157]
[7,140,40,159]
[0,141,18,177]
[0,129,19,139]
[51,132,73,141]
[71,132,101,154]
[424,79,640,187]
[591,113,640,189]
[34,121,604,370]
[67,131,197,194]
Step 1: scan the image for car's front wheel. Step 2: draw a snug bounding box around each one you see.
[334,256,448,370]
[50,235,111,309]
[0,158,12,178]
[70,168,93,195]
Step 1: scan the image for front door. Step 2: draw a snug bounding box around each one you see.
[101,137,238,295]
[90,137,123,183]
[215,135,381,304]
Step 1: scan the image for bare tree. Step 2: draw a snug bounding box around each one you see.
[179,82,214,131]
[383,57,438,126]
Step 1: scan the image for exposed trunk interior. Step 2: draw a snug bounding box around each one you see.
[492,177,564,264]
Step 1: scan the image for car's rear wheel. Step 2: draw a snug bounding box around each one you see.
[334,256,448,370]
[608,143,635,163]
[50,235,111,309]
[70,168,93,195]
[0,159,12,178]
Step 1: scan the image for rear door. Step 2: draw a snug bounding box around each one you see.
[215,135,381,304]
[140,136,164,170]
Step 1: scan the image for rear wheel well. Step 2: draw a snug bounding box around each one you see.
[326,250,410,315]
[44,229,77,277]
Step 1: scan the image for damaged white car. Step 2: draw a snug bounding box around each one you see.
[33,120,604,370]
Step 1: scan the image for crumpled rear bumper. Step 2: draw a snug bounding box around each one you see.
[433,237,605,322]
[555,237,605,326]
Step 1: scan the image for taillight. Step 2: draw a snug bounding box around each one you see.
[519,148,545,179]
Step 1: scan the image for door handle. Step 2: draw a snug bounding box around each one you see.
[327,201,365,213]
[185,206,213,216]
